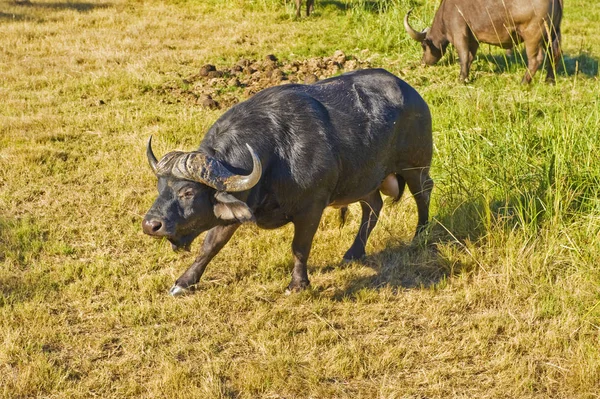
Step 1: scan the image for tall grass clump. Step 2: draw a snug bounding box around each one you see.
[431,81,600,235]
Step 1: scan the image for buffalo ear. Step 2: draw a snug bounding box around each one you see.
[213,192,254,223]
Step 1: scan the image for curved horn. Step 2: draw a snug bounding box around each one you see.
[146,136,158,174]
[163,144,262,192]
[218,143,262,192]
[404,9,427,42]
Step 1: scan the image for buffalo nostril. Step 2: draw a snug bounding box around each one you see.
[143,219,164,235]
[150,220,162,232]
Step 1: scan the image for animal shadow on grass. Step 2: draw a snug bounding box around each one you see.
[319,0,387,14]
[480,48,599,78]
[315,223,474,301]
[315,193,511,300]
[1,1,111,22]
[8,0,111,12]
[324,188,561,300]
[0,12,28,21]
[561,52,599,77]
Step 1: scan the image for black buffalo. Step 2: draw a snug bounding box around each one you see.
[404,0,563,83]
[142,69,433,296]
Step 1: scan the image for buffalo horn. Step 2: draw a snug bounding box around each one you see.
[161,144,262,192]
[404,9,428,42]
[211,144,262,192]
[146,136,159,174]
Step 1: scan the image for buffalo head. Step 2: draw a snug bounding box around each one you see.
[142,137,262,251]
[404,9,446,66]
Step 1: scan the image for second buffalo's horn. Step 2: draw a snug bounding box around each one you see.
[404,9,428,42]
[146,136,159,174]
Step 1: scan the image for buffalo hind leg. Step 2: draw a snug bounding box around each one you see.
[545,30,561,83]
[403,167,434,238]
[170,223,240,296]
[343,190,383,261]
[288,206,324,292]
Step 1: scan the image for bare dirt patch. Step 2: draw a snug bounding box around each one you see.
[157,51,371,109]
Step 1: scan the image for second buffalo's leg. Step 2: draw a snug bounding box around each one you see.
[306,0,314,16]
[456,35,479,83]
[343,190,383,261]
[521,36,544,84]
[545,28,561,83]
[402,167,433,238]
[170,223,240,296]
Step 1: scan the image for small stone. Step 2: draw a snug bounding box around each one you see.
[265,54,278,62]
[199,64,216,76]
[250,62,262,72]
[250,71,262,82]
[206,70,223,79]
[304,74,318,84]
[199,94,218,109]
[271,69,284,80]
[333,50,346,64]
[343,59,358,70]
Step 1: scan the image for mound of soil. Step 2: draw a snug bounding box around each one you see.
[158,51,371,109]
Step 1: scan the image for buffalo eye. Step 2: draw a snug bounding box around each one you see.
[178,187,196,200]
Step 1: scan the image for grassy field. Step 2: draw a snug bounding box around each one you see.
[1,0,599,397]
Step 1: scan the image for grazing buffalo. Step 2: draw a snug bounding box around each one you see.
[404,0,563,83]
[295,0,314,17]
[142,69,433,296]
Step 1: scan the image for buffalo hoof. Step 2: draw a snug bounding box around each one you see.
[285,286,308,295]
[342,249,365,262]
[286,281,309,294]
[341,256,356,264]
[169,285,190,297]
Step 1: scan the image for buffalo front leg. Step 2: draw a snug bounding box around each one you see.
[456,38,479,83]
[288,207,324,292]
[521,40,544,84]
[170,224,240,296]
[403,167,434,238]
[343,190,383,261]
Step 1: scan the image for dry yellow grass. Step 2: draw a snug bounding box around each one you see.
[1,0,600,398]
